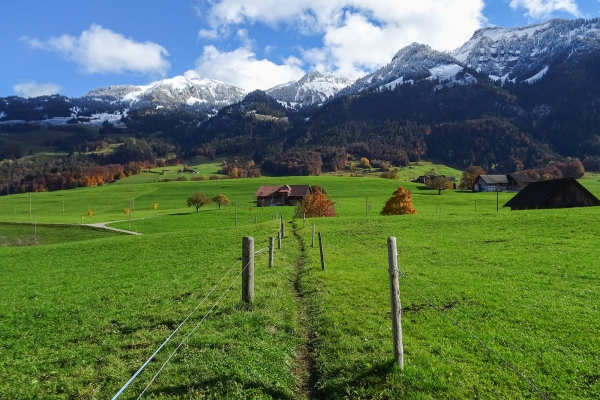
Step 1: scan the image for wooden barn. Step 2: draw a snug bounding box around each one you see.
[255,185,311,206]
[503,178,600,210]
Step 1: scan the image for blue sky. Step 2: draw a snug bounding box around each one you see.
[1,0,598,97]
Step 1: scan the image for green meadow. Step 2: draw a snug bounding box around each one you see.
[1,168,599,399]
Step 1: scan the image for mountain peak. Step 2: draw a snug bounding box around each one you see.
[265,71,354,108]
[81,75,247,112]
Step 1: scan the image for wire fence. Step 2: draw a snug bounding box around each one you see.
[112,225,548,399]
[111,257,242,399]
[135,259,254,399]
[112,239,276,399]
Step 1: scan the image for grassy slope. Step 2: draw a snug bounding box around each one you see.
[1,171,600,398]
[0,223,126,247]
[0,222,301,399]
[295,210,600,398]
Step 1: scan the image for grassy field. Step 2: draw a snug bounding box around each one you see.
[0,170,599,399]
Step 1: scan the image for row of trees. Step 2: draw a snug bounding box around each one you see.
[186,192,231,212]
[0,157,148,195]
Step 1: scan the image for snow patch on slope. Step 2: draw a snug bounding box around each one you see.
[524,66,549,83]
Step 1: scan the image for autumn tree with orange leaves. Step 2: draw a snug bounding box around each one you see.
[296,189,336,217]
[380,187,417,215]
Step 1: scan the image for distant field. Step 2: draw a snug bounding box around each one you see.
[1,169,599,399]
[0,222,126,247]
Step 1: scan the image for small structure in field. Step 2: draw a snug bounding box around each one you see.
[255,185,311,206]
[473,175,509,192]
[503,177,600,210]
[473,173,535,192]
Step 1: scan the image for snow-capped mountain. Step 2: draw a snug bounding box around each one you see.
[265,71,354,108]
[451,18,600,83]
[338,43,476,97]
[81,76,247,112]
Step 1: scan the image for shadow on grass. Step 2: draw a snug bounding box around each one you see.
[317,358,447,399]
[145,373,296,399]
[317,359,397,398]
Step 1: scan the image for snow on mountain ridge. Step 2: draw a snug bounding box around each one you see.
[81,76,247,112]
[451,18,600,82]
[339,43,468,96]
[265,71,354,108]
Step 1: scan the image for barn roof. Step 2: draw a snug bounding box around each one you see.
[478,175,508,184]
[288,185,311,197]
[503,178,600,208]
[255,185,283,197]
[507,173,536,184]
[255,185,311,197]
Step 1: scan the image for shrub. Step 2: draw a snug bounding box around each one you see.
[296,189,336,217]
[380,169,397,179]
[381,187,417,215]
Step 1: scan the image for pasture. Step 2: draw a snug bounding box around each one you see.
[0,171,599,399]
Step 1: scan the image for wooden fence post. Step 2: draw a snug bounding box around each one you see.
[242,236,254,304]
[303,213,306,228]
[312,224,315,247]
[280,215,285,238]
[277,231,282,249]
[387,237,404,369]
[269,237,274,268]
[318,232,325,271]
[254,216,257,224]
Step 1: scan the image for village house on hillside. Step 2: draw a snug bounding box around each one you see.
[503,177,600,210]
[255,185,311,206]
[473,173,536,192]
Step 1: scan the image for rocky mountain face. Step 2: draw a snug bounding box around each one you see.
[451,18,600,83]
[265,71,354,108]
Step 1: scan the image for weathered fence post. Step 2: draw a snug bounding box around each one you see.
[474,200,477,212]
[318,232,325,271]
[312,224,315,247]
[387,236,404,369]
[269,237,274,268]
[242,236,254,304]
[277,231,282,249]
[280,215,285,238]
[254,216,257,224]
[303,212,306,228]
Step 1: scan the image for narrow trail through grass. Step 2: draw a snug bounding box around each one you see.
[291,220,320,400]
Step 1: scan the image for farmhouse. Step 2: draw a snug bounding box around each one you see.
[473,175,508,192]
[255,185,311,206]
[473,173,535,192]
[503,177,600,210]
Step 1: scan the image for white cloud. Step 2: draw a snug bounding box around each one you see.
[198,0,485,79]
[508,0,582,19]
[24,24,170,75]
[185,45,305,91]
[13,81,62,98]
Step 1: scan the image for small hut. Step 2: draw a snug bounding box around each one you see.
[503,178,600,210]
